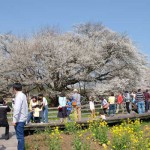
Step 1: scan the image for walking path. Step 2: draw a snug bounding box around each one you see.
[0,126,17,150]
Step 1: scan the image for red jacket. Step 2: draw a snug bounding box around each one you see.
[117,95,123,104]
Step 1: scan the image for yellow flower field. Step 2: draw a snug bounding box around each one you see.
[25,119,150,150]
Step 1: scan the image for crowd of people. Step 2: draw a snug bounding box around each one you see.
[26,88,150,124]
[94,89,150,118]
[27,94,48,124]
[26,88,82,124]
[0,83,150,150]
[57,89,81,123]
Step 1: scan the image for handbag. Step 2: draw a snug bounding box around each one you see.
[72,93,79,107]
[132,103,137,110]
[103,103,109,109]
[58,106,62,111]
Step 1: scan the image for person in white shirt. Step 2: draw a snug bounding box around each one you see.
[89,96,95,118]
[57,91,67,123]
[100,96,109,115]
[38,94,48,123]
[12,83,28,150]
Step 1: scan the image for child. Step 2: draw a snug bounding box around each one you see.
[66,98,72,121]
[131,91,136,103]
[99,109,106,120]
[33,106,42,123]
[89,96,95,118]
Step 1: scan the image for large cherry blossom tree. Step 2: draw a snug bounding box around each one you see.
[0,23,148,95]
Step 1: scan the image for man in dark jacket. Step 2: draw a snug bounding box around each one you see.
[0,99,11,140]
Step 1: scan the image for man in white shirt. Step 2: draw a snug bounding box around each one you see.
[12,83,28,150]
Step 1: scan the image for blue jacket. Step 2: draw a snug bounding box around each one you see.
[67,101,72,111]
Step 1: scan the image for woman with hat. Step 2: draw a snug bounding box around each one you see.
[72,89,81,121]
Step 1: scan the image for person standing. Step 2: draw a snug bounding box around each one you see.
[108,92,116,116]
[131,91,138,112]
[136,89,145,114]
[144,89,150,112]
[131,91,136,103]
[12,83,28,150]
[72,89,81,121]
[57,92,67,123]
[66,98,72,121]
[116,92,124,114]
[124,91,131,114]
[0,99,11,140]
[89,96,96,118]
[38,94,48,123]
[100,96,109,115]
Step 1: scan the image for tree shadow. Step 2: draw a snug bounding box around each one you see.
[0,131,16,139]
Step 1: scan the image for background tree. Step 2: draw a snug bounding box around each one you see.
[0,23,148,96]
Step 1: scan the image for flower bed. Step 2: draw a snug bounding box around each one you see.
[25,119,150,150]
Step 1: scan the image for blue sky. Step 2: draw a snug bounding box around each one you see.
[0,0,150,59]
